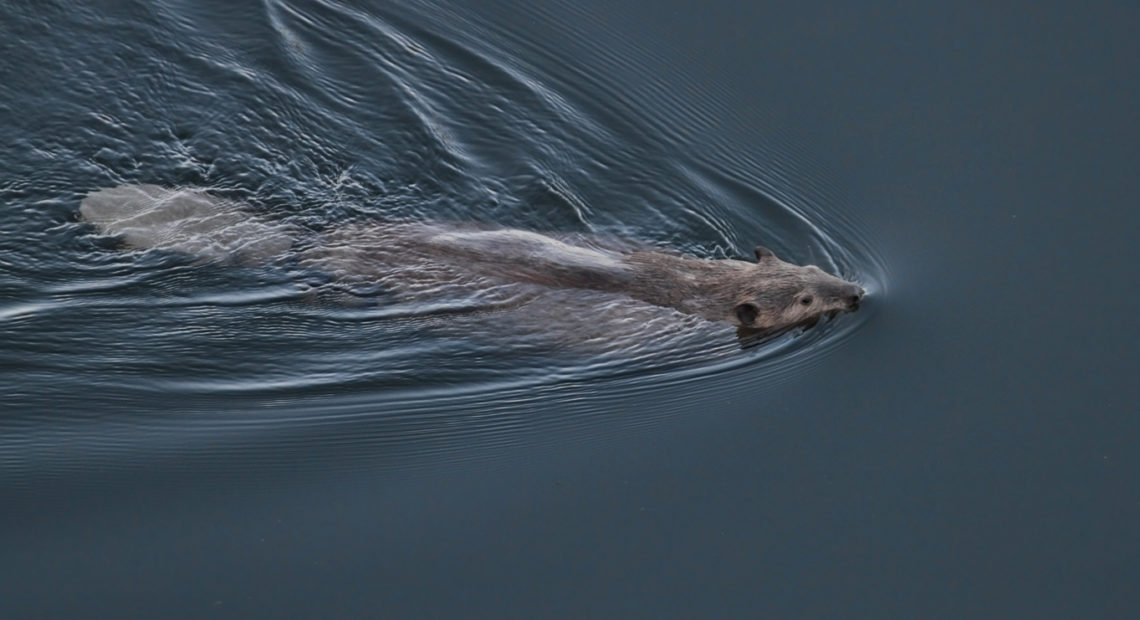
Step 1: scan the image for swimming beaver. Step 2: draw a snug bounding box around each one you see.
[79,184,864,332]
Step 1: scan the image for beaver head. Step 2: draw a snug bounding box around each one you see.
[730,246,864,330]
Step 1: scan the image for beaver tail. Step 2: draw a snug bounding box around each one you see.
[80,184,295,263]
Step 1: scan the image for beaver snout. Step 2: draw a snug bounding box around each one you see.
[846,287,866,311]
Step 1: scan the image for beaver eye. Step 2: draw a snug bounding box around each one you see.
[800,296,813,306]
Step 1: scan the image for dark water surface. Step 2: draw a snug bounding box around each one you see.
[2,0,1137,617]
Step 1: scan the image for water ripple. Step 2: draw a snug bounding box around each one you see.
[0,0,884,486]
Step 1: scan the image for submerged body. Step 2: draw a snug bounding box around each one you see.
[80,184,864,332]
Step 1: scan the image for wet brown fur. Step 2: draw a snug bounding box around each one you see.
[80,185,865,332]
[301,221,864,331]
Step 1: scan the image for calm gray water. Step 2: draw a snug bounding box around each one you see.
[2,0,1137,617]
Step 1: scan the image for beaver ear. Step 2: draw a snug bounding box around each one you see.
[734,302,759,326]
[754,246,776,261]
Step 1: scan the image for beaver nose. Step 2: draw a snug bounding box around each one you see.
[847,288,865,310]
